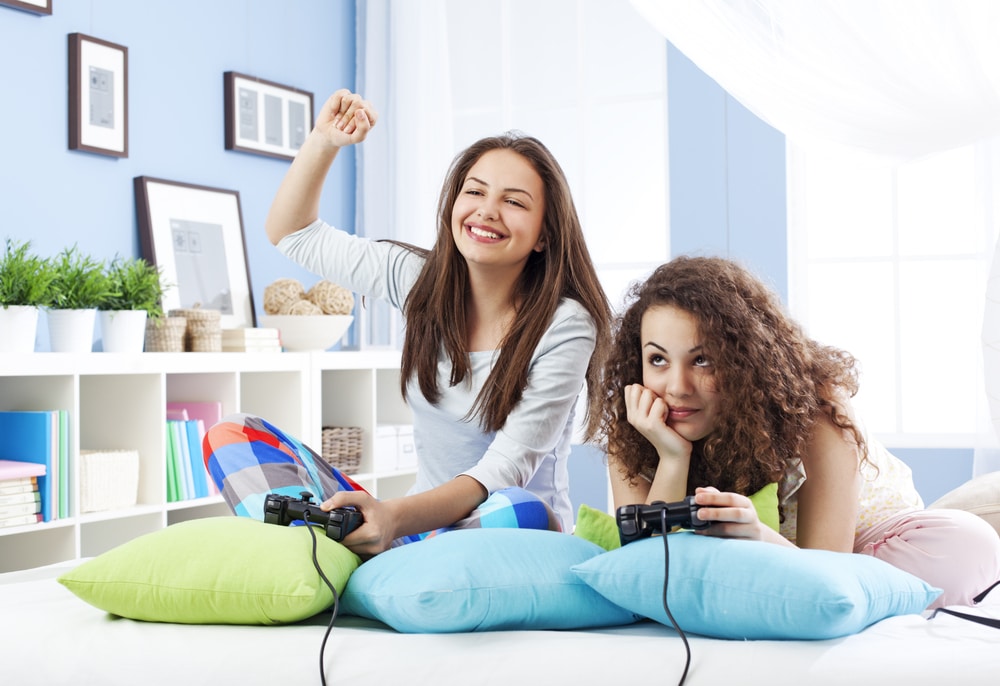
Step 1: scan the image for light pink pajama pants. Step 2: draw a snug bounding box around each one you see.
[854,507,1000,609]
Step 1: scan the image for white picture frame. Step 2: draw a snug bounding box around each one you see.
[68,33,128,158]
[224,71,314,161]
[134,176,256,329]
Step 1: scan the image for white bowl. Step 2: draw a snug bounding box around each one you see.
[260,315,353,351]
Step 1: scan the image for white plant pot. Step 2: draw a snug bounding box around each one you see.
[99,310,149,353]
[0,305,40,353]
[47,308,97,353]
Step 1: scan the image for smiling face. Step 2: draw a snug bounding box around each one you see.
[639,304,722,442]
[450,148,546,272]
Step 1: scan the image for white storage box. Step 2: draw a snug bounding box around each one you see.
[374,426,399,473]
[396,425,416,469]
[373,424,416,473]
[80,449,140,513]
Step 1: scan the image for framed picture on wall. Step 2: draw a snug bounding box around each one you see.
[0,0,52,15]
[68,33,128,157]
[134,176,257,329]
[223,71,313,161]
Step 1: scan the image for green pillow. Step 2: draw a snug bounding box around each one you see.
[58,517,360,625]
[574,482,780,550]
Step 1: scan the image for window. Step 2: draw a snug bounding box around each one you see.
[787,139,1000,448]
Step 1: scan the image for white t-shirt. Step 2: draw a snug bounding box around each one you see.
[278,220,597,529]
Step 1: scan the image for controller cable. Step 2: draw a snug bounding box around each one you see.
[302,509,341,686]
[660,510,692,686]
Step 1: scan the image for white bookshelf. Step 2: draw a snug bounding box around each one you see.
[0,350,414,573]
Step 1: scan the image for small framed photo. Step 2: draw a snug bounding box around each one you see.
[68,33,128,158]
[134,176,257,329]
[224,71,313,161]
[0,0,52,15]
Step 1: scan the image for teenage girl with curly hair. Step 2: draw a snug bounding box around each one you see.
[601,255,999,608]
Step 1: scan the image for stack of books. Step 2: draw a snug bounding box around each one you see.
[0,410,69,522]
[221,327,282,353]
[0,460,45,528]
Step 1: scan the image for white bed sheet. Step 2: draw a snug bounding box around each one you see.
[2,561,998,686]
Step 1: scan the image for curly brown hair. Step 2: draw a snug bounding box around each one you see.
[600,256,865,499]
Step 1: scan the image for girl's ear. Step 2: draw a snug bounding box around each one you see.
[533,238,546,252]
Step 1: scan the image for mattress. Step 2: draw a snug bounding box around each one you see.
[2,560,998,686]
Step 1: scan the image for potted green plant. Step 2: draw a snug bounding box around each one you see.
[0,238,56,353]
[47,245,114,353]
[98,256,169,352]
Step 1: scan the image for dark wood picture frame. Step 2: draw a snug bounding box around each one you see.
[134,176,257,329]
[0,0,52,15]
[68,33,128,158]
[224,71,314,161]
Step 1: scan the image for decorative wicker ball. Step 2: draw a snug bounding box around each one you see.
[263,278,306,315]
[280,299,324,315]
[307,280,355,315]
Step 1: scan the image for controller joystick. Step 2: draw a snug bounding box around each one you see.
[263,490,363,542]
[615,495,710,546]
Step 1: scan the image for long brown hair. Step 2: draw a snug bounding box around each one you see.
[601,256,864,497]
[399,132,610,436]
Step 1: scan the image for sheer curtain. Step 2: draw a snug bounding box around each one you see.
[355,0,454,348]
[629,0,1000,161]
[631,0,1000,475]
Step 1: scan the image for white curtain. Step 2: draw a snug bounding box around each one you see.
[355,0,455,347]
[630,0,1000,161]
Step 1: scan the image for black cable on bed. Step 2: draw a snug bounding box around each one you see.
[660,510,692,686]
[302,510,341,686]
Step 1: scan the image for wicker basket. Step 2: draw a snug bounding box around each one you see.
[169,307,222,352]
[321,427,363,474]
[144,316,187,352]
[80,449,140,513]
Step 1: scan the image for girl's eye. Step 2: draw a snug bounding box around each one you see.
[648,353,667,367]
[465,188,484,196]
[694,355,712,368]
[505,198,525,208]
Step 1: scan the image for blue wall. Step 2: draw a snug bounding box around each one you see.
[0,0,355,348]
[667,44,788,299]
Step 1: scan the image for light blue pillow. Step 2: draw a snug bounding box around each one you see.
[571,532,941,640]
[340,528,639,633]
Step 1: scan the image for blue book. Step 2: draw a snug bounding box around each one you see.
[185,420,209,498]
[0,411,54,522]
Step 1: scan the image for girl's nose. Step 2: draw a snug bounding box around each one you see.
[477,201,498,221]
[664,367,692,398]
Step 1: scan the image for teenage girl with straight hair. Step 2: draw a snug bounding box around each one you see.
[204,89,611,557]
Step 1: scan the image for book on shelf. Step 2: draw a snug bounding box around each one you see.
[222,342,284,353]
[166,401,223,429]
[0,476,39,496]
[0,459,46,480]
[222,327,280,341]
[165,412,215,501]
[0,500,41,518]
[0,490,41,507]
[0,512,42,529]
[0,411,58,522]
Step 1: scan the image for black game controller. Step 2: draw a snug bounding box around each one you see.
[263,491,363,542]
[616,495,710,545]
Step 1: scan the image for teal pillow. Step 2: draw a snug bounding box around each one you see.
[571,532,941,640]
[58,517,360,625]
[340,528,639,632]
